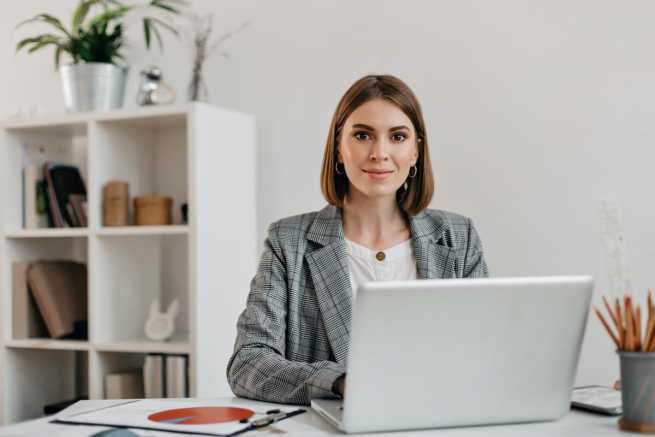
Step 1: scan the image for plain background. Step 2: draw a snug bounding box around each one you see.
[3,0,655,389]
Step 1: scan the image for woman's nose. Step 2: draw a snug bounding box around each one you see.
[369,140,390,161]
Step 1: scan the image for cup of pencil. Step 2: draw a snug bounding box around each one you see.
[595,291,655,433]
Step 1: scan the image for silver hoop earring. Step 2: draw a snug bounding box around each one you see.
[409,165,417,178]
[335,162,345,175]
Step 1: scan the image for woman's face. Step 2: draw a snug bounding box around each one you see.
[338,98,419,202]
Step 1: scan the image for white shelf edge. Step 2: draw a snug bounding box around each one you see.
[4,338,91,351]
[94,340,191,354]
[95,225,189,237]
[0,103,196,130]
[4,228,89,239]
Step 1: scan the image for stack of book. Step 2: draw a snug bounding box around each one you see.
[143,354,189,398]
[23,161,87,228]
[12,260,88,340]
[105,372,144,400]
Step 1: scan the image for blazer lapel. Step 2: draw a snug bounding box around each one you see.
[305,206,352,364]
[409,211,456,279]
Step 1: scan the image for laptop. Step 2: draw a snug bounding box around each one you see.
[311,276,593,433]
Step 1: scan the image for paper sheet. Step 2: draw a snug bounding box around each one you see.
[55,399,297,436]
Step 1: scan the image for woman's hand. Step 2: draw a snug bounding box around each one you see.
[334,375,347,396]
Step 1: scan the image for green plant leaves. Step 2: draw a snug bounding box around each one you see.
[16,14,72,37]
[16,0,185,68]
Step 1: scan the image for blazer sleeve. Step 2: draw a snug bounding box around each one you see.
[463,218,489,278]
[226,224,345,405]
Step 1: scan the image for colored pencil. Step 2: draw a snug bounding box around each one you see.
[643,302,655,353]
[625,296,635,352]
[594,307,621,349]
[616,298,625,349]
[636,305,642,351]
[603,295,622,339]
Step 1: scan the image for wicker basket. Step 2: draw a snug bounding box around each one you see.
[134,195,173,226]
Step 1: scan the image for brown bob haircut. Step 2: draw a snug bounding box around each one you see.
[320,74,434,216]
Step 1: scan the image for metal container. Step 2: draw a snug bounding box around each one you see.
[60,63,128,113]
[618,351,655,431]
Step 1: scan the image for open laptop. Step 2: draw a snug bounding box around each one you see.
[311,276,593,433]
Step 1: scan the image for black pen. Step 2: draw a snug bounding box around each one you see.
[232,409,306,435]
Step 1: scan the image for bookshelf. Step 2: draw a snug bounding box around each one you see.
[0,103,256,424]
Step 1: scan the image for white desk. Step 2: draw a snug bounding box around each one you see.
[0,397,625,436]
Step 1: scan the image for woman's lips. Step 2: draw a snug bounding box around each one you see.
[363,169,393,180]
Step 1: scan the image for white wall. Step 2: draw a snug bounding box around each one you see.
[4,0,655,388]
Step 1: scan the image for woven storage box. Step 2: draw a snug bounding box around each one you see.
[134,196,173,225]
[103,181,129,226]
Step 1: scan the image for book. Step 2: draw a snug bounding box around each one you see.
[43,162,87,228]
[143,354,165,398]
[12,262,47,338]
[43,163,67,227]
[105,371,145,400]
[165,355,188,398]
[26,261,88,339]
[23,165,48,229]
[69,194,88,227]
[40,179,55,228]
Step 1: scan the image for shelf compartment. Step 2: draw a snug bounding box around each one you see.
[1,123,88,232]
[92,351,147,400]
[91,234,188,344]
[1,237,88,342]
[90,116,188,229]
[4,349,87,423]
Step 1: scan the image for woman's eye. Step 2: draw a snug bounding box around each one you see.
[354,132,371,141]
[391,133,407,142]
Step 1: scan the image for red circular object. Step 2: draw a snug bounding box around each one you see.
[148,406,254,425]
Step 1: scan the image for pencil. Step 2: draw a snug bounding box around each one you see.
[649,291,655,351]
[594,307,621,349]
[625,296,635,352]
[635,304,642,351]
[603,295,622,338]
[616,298,625,349]
[643,303,655,352]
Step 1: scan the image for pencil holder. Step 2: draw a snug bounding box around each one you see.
[618,352,655,433]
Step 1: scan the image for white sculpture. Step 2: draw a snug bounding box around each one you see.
[145,298,179,342]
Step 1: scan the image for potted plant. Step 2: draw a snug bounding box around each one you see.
[15,0,185,113]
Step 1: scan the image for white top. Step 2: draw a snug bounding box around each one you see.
[345,238,417,300]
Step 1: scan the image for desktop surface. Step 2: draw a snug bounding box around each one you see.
[0,397,630,436]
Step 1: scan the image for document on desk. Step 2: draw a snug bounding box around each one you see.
[53,399,305,436]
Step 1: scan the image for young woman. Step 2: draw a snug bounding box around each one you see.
[227,74,489,406]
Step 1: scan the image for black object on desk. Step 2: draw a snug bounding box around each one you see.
[231,409,306,436]
[44,396,88,415]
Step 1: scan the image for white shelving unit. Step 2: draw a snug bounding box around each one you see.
[0,103,256,424]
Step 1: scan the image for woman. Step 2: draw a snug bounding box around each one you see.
[227,74,489,406]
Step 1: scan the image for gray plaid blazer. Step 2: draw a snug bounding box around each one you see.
[227,205,489,405]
